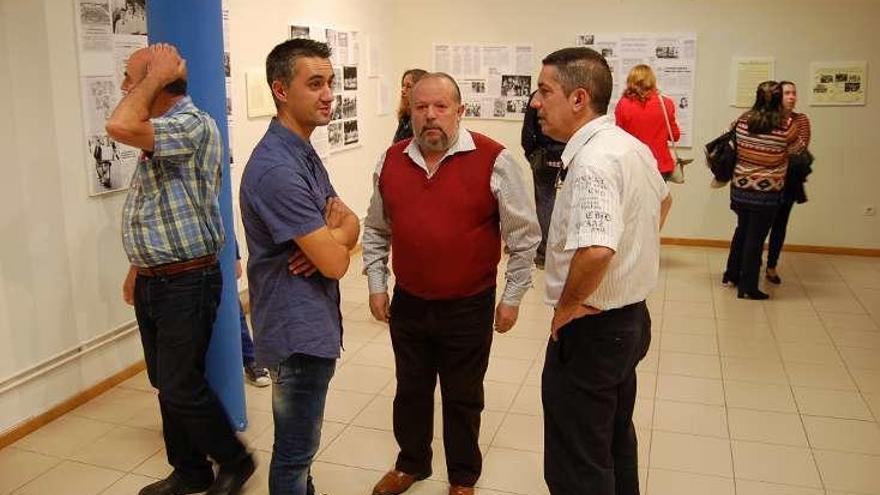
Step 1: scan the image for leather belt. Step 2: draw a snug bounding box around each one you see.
[136,254,218,278]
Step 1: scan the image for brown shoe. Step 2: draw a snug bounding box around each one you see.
[372,470,420,495]
[448,486,475,495]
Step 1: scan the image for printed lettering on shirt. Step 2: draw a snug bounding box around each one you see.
[573,174,613,237]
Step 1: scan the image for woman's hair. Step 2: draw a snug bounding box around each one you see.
[745,80,783,134]
[779,80,796,90]
[622,64,657,102]
[398,68,428,118]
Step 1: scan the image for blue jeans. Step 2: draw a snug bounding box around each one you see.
[269,353,336,495]
[239,301,256,365]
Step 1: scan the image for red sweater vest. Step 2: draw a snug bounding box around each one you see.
[380,132,504,300]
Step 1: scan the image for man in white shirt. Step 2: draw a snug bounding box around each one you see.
[530,47,672,495]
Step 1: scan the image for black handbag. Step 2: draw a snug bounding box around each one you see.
[705,128,737,183]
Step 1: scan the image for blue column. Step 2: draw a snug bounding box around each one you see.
[147,1,247,431]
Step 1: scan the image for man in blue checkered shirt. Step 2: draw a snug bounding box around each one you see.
[106,43,254,495]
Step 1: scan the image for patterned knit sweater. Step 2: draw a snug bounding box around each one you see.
[730,115,806,208]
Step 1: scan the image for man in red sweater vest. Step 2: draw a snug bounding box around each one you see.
[363,73,540,495]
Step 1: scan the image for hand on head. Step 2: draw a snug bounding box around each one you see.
[147,43,187,85]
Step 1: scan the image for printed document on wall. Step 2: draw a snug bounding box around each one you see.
[810,61,867,106]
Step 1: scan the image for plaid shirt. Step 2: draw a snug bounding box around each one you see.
[121,96,225,267]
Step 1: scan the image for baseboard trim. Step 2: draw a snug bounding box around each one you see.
[661,237,880,257]
[0,360,146,450]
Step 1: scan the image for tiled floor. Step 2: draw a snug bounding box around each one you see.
[2,246,879,495]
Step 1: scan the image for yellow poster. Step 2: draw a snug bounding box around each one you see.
[731,58,775,107]
[810,61,867,106]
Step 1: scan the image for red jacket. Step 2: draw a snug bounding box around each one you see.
[615,92,681,173]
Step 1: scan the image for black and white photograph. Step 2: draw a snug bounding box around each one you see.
[501,75,531,97]
[845,82,861,92]
[601,48,614,58]
[342,95,357,119]
[84,76,117,133]
[464,101,482,117]
[79,0,112,51]
[819,74,833,83]
[289,25,310,39]
[343,66,358,90]
[111,0,146,35]
[343,119,359,145]
[505,97,528,114]
[493,99,506,118]
[328,122,343,148]
[679,96,689,109]
[655,45,679,59]
[89,134,118,191]
[331,95,343,121]
[332,67,343,93]
[577,34,595,46]
[849,74,861,83]
[471,80,486,93]
[835,73,848,82]
[224,51,231,78]
[813,84,828,94]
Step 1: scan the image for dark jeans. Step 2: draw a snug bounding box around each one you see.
[134,264,247,483]
[766,199,794,269]
[269,353,336,495]
[239,301,255,365]
[533,165,559,265]
[389,286,495,487]
[724,205,777,293]
[542,301,651,495]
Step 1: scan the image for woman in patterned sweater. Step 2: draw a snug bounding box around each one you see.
[765,81,812,284]
[722,81,806,299]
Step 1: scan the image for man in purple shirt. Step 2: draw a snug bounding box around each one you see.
[239,39,359,495]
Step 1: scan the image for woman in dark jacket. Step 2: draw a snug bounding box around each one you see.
[392,68,427,143]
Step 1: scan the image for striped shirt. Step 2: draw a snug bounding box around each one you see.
[121,96,225,267]
[790,112,811,147]
[362,127,541,305]
[544,115,669,310]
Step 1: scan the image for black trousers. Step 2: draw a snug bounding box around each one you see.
[766,199,795,269]
[542,301,651,495]
[389,286,495,487]
[134,264,247,483]
[724,205,777,293]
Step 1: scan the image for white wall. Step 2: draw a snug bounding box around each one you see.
[390,0,880,249]
[0,0,143,433]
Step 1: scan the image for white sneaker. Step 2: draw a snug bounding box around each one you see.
[244,364,271,387]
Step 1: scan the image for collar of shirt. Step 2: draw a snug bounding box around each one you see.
[560,114,616,169]
[267,117,310,147]
[163,95,195,117]
[403,127,474,176]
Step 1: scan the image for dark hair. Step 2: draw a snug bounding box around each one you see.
[541,47,612,114]
[164,79,187,96]
[412,72,462,104]
[265,38,332,102]
[779,80,796,90]
[746,80,783,134]
[401,68,428,85]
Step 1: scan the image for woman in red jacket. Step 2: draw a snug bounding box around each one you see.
[615,64,681,179]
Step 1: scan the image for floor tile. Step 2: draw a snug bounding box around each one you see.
[98,473,159,495]
[323,389,374,423]
[785,362,856,391]
[801,415,880,454]
[658,352,721,379]
[660,333,719,355]
[814,449,880,494]
[11,460,123,495]
[331,364,394,394]
[485,357,533,385]
[792,387,873,420]
[0,448,60,495]
[12,415,115,458]
[734,479,824,495]
[655,374,724,405]
[726,408,807,446]
[725,381,797,413]
[731,441,822,487]
[646,468,734,495]
[69,425,163,472]
[478,447,548,495]
[509,385,542,417]
[653,400,728,438]
[492,413,543,452]
[317,426,398,471]
[649,431,732,477]
[721,357,788,384]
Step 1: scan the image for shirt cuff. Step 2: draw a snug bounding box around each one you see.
[365,266,389,295]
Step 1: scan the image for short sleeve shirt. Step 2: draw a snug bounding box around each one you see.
[239,119,341,367]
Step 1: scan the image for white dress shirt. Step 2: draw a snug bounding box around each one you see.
[362,127,541,305]
[544,115,669,310]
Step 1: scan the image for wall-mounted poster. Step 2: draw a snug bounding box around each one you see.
[432,43,533,122]
[575,32,697,147]
[289,23,361,155]
[731,57,775,108]
[810,61,867,106]
[74,0,147,196]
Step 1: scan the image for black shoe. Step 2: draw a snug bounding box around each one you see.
[139,473,213,495]
[207,454,256,495]
[765,272,782,285]
[244,363,271,387]
[738,289,770,300]
[721,274,738,287]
